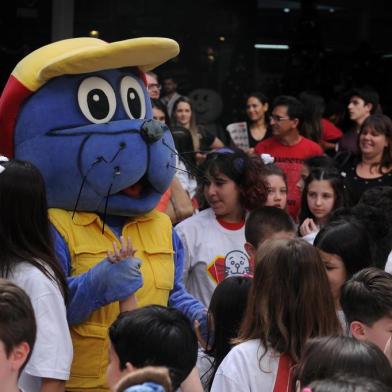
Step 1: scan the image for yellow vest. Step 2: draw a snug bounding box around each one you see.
[49,209,174,392]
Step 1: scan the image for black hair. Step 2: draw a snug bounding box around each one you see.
[246,91,269,105]
[304,155,336,170]
[299,168,346,226]
[151,98,170,127]
[200,148,267,211]
[170,126,196,175]
[314,218,373,279]
[272,95,304,127]
[245,206,295,248]
[0,160,67,300]
[347,88,380,114]
[293,336,392,391]
[304,376,389,392]
[204,276,252,390]
[341,267,392,326]
[109,305,197,390]
[330,204,391,269]
[0,279,36,374]
[359,186,392,222]
[359,187,392,252]
[298,91,325,142]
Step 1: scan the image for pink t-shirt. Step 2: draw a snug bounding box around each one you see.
[255,137,323,219]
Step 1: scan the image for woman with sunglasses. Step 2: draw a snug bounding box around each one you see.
[175,148,266,307]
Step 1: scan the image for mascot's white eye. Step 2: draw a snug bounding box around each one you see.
[78,77,116,123]
[120,76,146,119]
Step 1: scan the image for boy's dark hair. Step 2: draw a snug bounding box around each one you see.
[306,375,389,392]
[245,206,295,248]
[341,267,392,326]
[109,305,197,390]
[347,88,380,114]
[0,279,36,373]
[293,336,392,391]
[272,95,304,127]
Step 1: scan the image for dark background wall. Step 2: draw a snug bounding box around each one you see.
[1,0,392,122]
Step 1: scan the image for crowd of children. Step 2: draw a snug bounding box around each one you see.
[1,79,392,392]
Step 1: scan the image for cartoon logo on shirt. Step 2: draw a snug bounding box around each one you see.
[207,250,251,284]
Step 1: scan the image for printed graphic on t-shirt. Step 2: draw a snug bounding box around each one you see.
[207,250,252,284]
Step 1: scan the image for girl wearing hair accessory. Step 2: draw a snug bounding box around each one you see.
[0,159,72,392]
[299,168,346,244]
[175,148,266,306]
[211,238,341,392]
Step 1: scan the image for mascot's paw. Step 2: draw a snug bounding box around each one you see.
[89,257,143,305]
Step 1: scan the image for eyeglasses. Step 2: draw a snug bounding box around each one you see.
[270,114,290,122]
[147,83,161,91]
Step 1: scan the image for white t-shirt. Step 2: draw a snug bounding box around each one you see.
[211,339,292,392]
[384,251,392,274]
[8,262,73,392]
[301,229,319,245]
[196,348,214,391]
[175,208,250,306]
[175,160,198,199]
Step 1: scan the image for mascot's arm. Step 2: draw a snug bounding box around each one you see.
[169,231,207,334]
[51,226,143,325]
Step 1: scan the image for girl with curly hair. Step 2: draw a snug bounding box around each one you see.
[175,148,266,306]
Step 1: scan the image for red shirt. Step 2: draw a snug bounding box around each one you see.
[321,118,343,141]
[255,136,323,219]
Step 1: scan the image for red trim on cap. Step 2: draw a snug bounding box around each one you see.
[0,75,32,158]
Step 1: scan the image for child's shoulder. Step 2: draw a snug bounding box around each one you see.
[176,208,214,230]
[10,262,60,297]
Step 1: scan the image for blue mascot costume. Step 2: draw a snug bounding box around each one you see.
[0,37,205,391]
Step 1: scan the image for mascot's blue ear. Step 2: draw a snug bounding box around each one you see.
[0,37,180,217]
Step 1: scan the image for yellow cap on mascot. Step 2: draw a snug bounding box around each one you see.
[13,37,179,92]
[0,37,179,157]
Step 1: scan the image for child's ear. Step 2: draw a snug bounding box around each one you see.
[10,342,30,372]
[244,242,256,259]
[350,321,367,341]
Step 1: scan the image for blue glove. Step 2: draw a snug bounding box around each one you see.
[88,256,143,305]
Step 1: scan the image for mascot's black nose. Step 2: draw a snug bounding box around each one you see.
[140,119,164,144]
